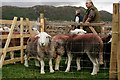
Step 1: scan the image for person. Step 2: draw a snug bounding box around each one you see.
[83,0,103,64]
[83,0,101,33]
[74,9,83,29]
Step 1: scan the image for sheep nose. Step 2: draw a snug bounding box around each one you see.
[41,43,44,46]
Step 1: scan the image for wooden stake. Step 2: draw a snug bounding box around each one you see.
[117,3,120,80]
[37,17,41,32]
[0,17,17,68]
[89,26,98,35]
[40,13,45,32]
[109,3,119,79]
[20,18,24,63]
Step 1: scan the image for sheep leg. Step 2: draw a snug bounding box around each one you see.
[87,53,99,75]
[10,51,15,64]
[55,55,61,70]
[10,51,14,59]
[35,59,40,67]
[65,53,72,72]
[76,57,81,71]
[40,58,45,74]
[49,58,54,73]
[97,63,100,72]
[65,57,68,64]
[24,54,29,67]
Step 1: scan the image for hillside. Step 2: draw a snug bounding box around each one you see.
[1,5,112,22]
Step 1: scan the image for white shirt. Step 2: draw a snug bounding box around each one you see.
[75,16,79,23]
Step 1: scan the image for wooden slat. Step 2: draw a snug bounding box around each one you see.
[3,58,21,65]
[0,17,18,68]
[0,46,26,53]
[0,20,40,26]
[20,18,24,63]
[7,46,26,52]
[0,34,30,39]
[46,29,65,32]
[3,57,36,65]
[89,26,98,35]
[47,22,105,26]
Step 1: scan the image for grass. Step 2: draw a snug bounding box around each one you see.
[2,58,109,79]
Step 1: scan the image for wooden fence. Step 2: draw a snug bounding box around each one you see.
[0,3,120,80]
[109,3,120,80]
[46,21,105,35]
[41,4,120,79]
[0,14,45,68]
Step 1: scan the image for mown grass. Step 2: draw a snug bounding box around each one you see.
[2,58,109,79]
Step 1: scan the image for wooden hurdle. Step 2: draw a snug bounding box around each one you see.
[109,3,120,80]
[46,21,105,35]
[0,14,45,68]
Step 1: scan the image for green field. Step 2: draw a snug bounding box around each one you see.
[2,58,109,79]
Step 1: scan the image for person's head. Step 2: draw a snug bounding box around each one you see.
[86,0,93,8]
[76,9,80,15]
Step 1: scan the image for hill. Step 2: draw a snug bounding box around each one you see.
[1,5,112,22]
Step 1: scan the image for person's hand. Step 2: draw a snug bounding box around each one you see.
[85,21,89,23]
[80,22,83,23]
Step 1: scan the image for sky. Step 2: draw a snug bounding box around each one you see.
[0,0,120,13]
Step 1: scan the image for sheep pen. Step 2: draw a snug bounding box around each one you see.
[1,3,120,80]
[1,20,112,79]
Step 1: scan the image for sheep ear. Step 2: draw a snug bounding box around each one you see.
[35,35,40,38]
[47,35,51,38]
[84,31,87,33]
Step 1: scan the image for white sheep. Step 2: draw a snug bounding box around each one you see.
[24,32,55,74]
[32,27,40,34]
[3,26,11,32]
[70,29,87,35]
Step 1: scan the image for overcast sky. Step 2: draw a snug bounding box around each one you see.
[0,0,119,13]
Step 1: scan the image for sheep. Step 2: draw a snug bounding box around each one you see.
[0,26,11,32]
[52,34,69,70]
[54,29,87,71]
[3,26,11,32]
[0,27,3,32]
[65,33,103,75]
[70,29,87,35]
[0,27,40,61]
[1,31,25,62]
[102,31,112,68]
[32,28,40,34]
[24,32,55,74]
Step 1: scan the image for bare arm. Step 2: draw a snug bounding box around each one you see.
[85,9,95,23]
[85,17,92,23]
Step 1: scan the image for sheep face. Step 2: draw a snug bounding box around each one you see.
[32,28,40,34]
[35,32,51,47]
[3,27,11,32]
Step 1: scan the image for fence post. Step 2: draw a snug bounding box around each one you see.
[89,26,98,35]
[117,3,120,80]
[20,17,24,63]
[37,17,41,32]
[26,18,33,36]
[40,13,45,32]
[109,3,119,79]
[0,17,18,68]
